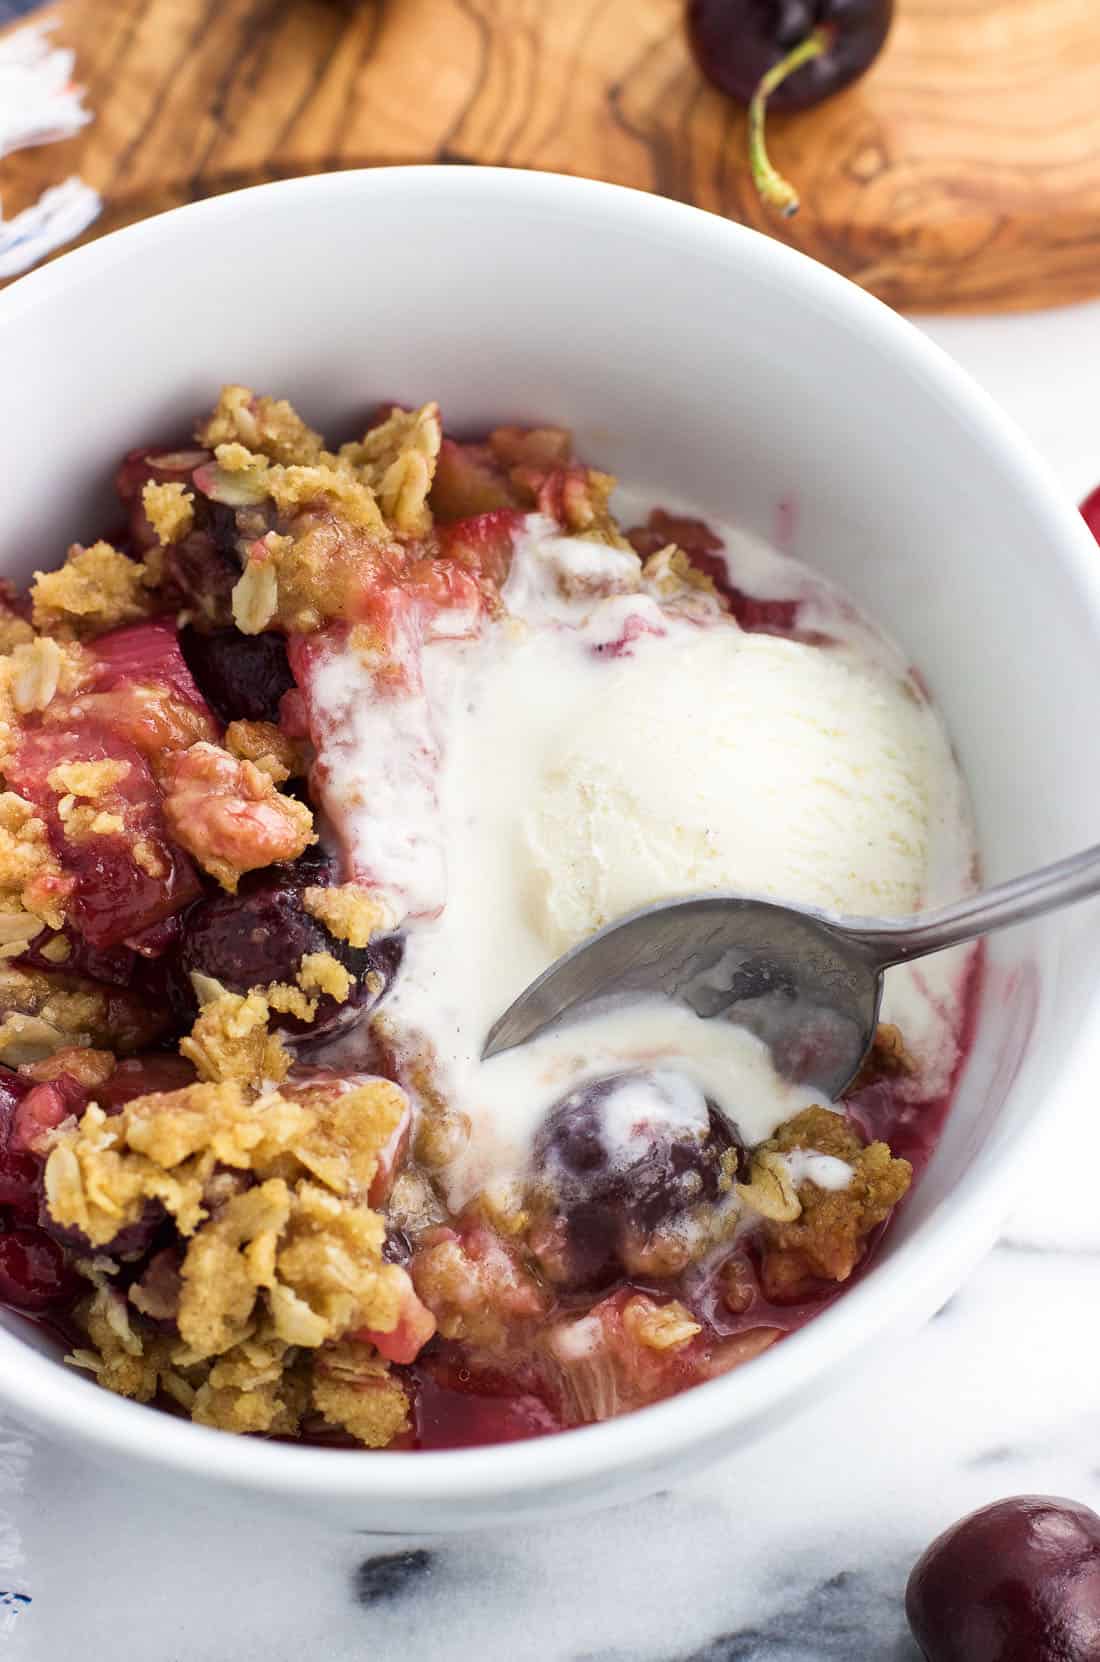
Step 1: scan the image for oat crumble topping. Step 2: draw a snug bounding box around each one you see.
[31,543,158,638]
[47,1074,422,1441]
[180,987,293,1089]
[141,481,195,546]
[197,385,326,467]
[302,883,395,948]
[224,719,305,782]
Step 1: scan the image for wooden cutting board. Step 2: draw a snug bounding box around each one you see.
[3,0,1100,311]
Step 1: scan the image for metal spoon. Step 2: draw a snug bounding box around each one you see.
[483,842,1100,1097]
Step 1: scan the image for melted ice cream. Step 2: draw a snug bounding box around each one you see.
[309,511,978,1205]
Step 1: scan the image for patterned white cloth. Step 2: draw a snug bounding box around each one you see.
[0,17,100,277]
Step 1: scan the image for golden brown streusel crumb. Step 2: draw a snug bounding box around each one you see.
[284,1076,407,1197]
[475,1176,530,1238]
[280,467,385,530]
[488,425,574,470]
[61,806,126,841]
[0,789,69,936]
[273,1182,404,1339]
[179,986,292,1088]
[44,1086,265,1246]
[253,515,397,634]
[0,963,160,1062]
[264,981,318,1023]
[851,1022,917,1091]
[7,635,63,715]
[69,1286,309,1436]
[621,1295,701,1352]
[736,1149,802,1224]
[47,1072,404,1254]
[297,951,352,1004]
[177,1179,292,1354]
[23,1045,115,1087]
[0,637,91,774]
[37,933,71,964]
[512,464,628,547]
[224,719,305,782]
[30,542,156,637]
[161,741,314,892]
[0,602,34,656]
[51,1072,419,1442]
[197,385,325,467]
[567,469,626,544]
[125,1080,312,1174]
[141,480,194,545]
[46,759,131,800]
[640,544,723,608]
[756,1106,912,1299]
[411,1225,548,1352]
[338,403,442,537]
[767,1105,865,1164]
[68,1285,172,1403]
[190,1332,308,1435]
[311,1339,411,1447]
[302,883,395,948]
[215,440,264,475]
[231,545,280,634]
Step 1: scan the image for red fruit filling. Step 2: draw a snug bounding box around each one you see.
[1082,482,1100,545]
[8,725,202,948]
[628,507,800,634]
[413,1367,561,1450]
[91,617,215,719]
[50,619,220,762]
[435,508,525,592]
[96,1054,197,1112]
[0,1227,80,1312]
[0,1069,39,1217]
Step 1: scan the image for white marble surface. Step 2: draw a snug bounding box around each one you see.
[4,299,1100,1660]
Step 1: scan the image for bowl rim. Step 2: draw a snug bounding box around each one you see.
[2,163,1099,1508]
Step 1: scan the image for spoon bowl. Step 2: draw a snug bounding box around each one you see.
[484,893,884,1097]
[484,838,1100,1095]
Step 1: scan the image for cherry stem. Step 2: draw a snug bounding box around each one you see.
[747,24,834,218]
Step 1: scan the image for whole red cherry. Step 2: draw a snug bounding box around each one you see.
[687,1,893,110]
[685,0,895,215]
[906,1495,1100,1662]
[1080,482,1100,545]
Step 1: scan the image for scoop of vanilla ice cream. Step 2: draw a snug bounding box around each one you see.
[525,626,940,953]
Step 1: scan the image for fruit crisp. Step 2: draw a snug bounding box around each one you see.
[0,387,979,1449]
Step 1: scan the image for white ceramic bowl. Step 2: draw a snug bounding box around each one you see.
[1,167,1098,1531]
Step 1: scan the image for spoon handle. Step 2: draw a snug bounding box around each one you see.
[842,841,1100,968]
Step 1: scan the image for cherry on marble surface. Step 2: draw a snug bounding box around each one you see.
[907,1495,1100,1662]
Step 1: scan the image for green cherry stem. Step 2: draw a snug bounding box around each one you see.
[747,24,834,217]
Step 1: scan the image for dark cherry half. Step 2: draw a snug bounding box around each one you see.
[530,1069,744,1291]
[179,626,296,726]
[178,857,402,1039]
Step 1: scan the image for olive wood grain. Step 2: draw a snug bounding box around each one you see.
[3,0,1098,311]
